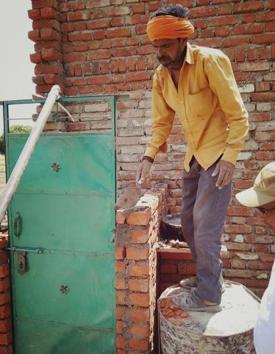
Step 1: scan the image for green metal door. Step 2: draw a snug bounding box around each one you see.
[7,132,116,354]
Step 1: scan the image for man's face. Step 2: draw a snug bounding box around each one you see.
[152,38,187,69]
[258,200,275,231]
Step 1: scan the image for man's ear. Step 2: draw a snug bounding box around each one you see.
[178,38,188,48]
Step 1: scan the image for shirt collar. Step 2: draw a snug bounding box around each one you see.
[185,42,194,65]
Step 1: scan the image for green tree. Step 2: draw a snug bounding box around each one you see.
[0,125,32,155]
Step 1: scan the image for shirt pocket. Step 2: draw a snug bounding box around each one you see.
[186,87,215,120]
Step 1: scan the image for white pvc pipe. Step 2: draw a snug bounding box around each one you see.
[0,85,61,222]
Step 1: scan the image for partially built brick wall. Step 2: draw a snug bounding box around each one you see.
[28,0,274,343]
[28,0,275,290]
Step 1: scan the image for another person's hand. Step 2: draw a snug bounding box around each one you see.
[212,160,235,189]
[136,158,153,188]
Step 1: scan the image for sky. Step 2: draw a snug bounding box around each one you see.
[0,1,36,132]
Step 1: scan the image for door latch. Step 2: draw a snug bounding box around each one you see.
[17,252,27,275]
[14,212,23,238]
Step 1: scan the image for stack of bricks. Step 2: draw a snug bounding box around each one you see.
[0,237,12,354]
[115,186,167,353]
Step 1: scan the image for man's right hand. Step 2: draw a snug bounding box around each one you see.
[136,158,153,188]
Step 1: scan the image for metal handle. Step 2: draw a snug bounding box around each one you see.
[14,212,22,237]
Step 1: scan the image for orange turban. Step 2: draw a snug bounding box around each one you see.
[147,15,194,41]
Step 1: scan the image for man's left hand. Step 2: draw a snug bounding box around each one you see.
[212,160,235,189]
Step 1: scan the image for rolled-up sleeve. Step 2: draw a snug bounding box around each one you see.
[205,54,249,165]
[144,73,175,159]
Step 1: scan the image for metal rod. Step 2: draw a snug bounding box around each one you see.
[0,85,61,222]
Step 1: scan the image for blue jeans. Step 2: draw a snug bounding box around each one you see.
[181,158,231,303]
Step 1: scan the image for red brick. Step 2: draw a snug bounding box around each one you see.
[116,306,124,320]
[234,1,264,13]
[130,227,149,243]
[129,293,149,307]
[130,323,150,338]
[0,293,10,307]
[116,335,125,350]
[178,263,197,275]
[126,308,150,322]
[126,208,151,226]
[28,29,40,41]
[116,247,126,260]
[128,278,148,293]
[40,7,56,18]
[129,338,149,351]
[128,262,149,277]
[116,290,127,305]
[126,247,149,260]
[116,276,127,290]
[116,320,123,335]
[0,319,11,334]
[0,266,8,280]
[28,9,41,20]
[30,52,42,64]
[40,28,60,40]
[107,29,131,38]
[160,264,178,274]
[251,92,275,102]
[0,279,9,293]
[116,261,125,273]
[0,333,12,346]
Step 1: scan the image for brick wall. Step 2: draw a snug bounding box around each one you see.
[0,237,12,354]
[116,186,167,353]
[27,0,275,349]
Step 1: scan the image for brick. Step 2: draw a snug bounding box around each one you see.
[252,92,275,102]
[28,29,40,41]
[126,308,150,322]
[129,293,149,307]
[0,266,8,280]
[128,278,148,292]
[0,279,9,293]
[107,28,131,38]
[116,276,127,290]
[116,290,126,305]
[0,305,10,320]
[0,333,12,346]
[116,320,123,335]
[126,208,151,226]
[0,240,7,251]
[129,339,149,351]
[40,7,56,18]
[28,9,41,20]
[130,323,150,338]
[126,247,149,260]
[234,1,264,13]
[128,262,149,277]
[130,227,149,243]
[0,319,11,334]
[116,247,126,260]
[238,62,270,71]
[160,264,178,274]
[178,263,197,275]
[30,52,42,64]
[116,335,125,349]
[0,293,10,307]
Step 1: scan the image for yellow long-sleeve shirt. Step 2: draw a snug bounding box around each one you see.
[144,42,249,171]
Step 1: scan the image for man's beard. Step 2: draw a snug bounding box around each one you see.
[157,48,186,69]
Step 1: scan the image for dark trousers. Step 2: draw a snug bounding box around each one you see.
[181,158,231,303]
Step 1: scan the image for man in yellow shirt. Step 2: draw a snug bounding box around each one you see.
[136,4,249,311]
